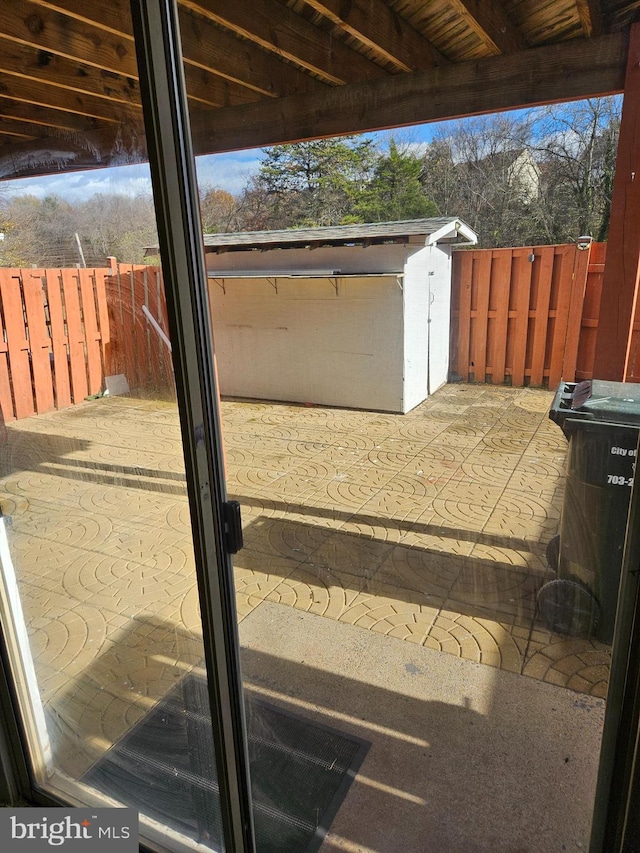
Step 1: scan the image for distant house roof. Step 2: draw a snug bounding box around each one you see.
[196,218,477,254]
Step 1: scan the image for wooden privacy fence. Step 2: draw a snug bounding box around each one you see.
[450,241,608,388]
[102,264,173,395]
[0,266,110,421]
[0,263,173,423]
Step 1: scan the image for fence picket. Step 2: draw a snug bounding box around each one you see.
[456,251,473,381]
[79,269,103,395]
[45,269,73,410]
[472,251,492,382]
[510,249,533,386]
[488,250,512,384]
[562,243,592,382]
[21,270,55,414]
[61,268,89,403]
[0,269,34,419]
[547,246,575,388]
[529,247,555,386]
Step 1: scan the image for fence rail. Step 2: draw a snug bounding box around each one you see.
[450,241,609,388]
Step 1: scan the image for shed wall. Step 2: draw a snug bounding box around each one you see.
[208,276,405,411]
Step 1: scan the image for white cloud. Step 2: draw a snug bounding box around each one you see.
[1,151,262,203]
[195,151,262,194]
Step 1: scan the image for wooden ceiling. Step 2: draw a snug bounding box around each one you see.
[0,0,637,179]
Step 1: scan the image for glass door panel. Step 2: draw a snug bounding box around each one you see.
[177,67,621,853]
[0,4,233,850]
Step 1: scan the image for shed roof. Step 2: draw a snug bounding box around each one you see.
[200,218,477,253]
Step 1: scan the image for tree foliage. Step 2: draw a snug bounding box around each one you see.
[356,140,437,222]
[0,192,157,267]
[243,136,377,228]
[421,98,621,247]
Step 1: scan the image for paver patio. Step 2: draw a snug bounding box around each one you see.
[0,383,610,790]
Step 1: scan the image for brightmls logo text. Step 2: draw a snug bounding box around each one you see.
[0,808,138,851]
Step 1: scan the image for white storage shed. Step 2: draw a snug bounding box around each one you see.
[204,218,477,413]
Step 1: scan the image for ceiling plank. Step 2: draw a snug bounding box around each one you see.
[180,0,388,84]
[0,100,122,134]
[575,0,604,38]
[189,30,626,154]
[302,0,449,71]
[178,8,327,95]
[0,72,139,124]
[22,0,326,98]
[0,2,138,77]
[447,0,528,54]
[24,0,131,37]
[0,40,140,106]
[0,118,41,139]
[0,126,36,140]
[0,34,258,110]
[183,64,262,107]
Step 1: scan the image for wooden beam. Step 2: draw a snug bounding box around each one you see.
[592,23,640,381]
[178,7,326,96]
[0,2,138,78]
[575,0,604,39]
[188,30,627,155]
[448,0,528,54]
[280,0,448,72]
[180,0,387,85]
[0,100,118,133]
[0,39,141,106]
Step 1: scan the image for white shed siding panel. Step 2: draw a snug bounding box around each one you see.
[402,244,452,412]
[402,247,430,413]
[209,276,404,412]
[425,244,452,395]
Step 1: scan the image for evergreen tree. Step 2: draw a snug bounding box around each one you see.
[356,139,437,222]
[245,136,376,228]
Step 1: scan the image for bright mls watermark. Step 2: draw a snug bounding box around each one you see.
[0,808,138,850]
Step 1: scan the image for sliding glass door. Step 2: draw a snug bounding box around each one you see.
[0,2,252,851]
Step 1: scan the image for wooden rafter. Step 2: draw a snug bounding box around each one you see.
[180,0,388,84]
[448,0,528,54]
[300,0,449,71]
[0,1,634,181]
[575,0,604,38]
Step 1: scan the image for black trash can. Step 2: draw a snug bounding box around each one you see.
[538,379,640,643]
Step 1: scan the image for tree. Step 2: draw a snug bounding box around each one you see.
[0,192,158,267]
[419,98,621,248]
[245,136,376,228]
[356,139,437,222]
[76,193,157,264]
[0,194,78,266]
[421,113,539,247]
[200,187,239,233]
[528,98,621,243]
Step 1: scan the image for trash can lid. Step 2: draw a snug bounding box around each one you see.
[551,379,640,426]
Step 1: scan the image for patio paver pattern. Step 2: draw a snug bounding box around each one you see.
[0,384,611,777]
